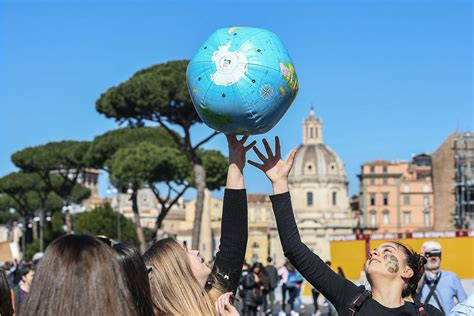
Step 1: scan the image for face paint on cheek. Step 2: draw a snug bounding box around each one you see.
[384,254,399,273]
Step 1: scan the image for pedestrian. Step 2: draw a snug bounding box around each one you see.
[113,243,154,316]
[418,241,467,315]
[19,234,137,315]
[12,264,34,312]
[278,261,289,315]
[263,256,279,315]
[248,137,443,315]
[143,135,254,315]
[241,262,264,316]
[286,263,303,316]
[0,268,13,316]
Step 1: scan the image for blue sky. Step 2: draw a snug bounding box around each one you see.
[0,0,472,199]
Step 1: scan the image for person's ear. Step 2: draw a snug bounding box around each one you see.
[401,266,414,279]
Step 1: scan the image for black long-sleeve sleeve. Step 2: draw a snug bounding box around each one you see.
[213,188,248,293]
[270,192,359,311]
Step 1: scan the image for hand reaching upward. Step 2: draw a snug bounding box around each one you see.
[225,135,256,189]
[248,136,297,194]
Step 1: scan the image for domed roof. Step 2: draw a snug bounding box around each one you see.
[289,144,347,178]
[288,109,347,180]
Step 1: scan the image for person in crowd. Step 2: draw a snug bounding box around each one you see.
[278,261,290,315]
[20,234,137,315]
[248,137,443,315]
[419,241,467,315]
[0,268,13,316]
[13,264,34,312]
[285,262,303,316]
[143,135,254,315]
[237,262,250,311]
[311,284,320,315]
[113,243,154,316]
[241,262,264,315]
[263,256,279,315]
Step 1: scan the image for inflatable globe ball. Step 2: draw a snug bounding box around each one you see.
[186,27,299,135]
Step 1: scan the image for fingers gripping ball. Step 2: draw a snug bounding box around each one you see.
[187,27,299,135]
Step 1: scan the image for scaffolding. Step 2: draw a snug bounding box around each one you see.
[454,132,474,229]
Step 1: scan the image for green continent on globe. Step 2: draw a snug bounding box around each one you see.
[199,104,232,128]
[279,62,299,101]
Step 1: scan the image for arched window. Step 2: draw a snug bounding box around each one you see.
[382,210,389,225]
[307,192,314,207]
[332,192,337,206]
[370,210,377,227]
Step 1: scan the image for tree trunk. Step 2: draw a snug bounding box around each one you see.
[65,211,73,234]
[131,191,146,253]
[32,219,38,240]
[191,163,206,250]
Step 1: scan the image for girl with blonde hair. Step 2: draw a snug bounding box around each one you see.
[144,135,255,315]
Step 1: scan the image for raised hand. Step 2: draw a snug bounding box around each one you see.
[248,136,297,194]
[215,292,240,316]
[226,135,256,171]
[226,135,256,189]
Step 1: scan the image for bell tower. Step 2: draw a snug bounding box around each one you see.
[302,107,323,145]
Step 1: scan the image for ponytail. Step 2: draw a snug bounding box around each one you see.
[393,242,427,299]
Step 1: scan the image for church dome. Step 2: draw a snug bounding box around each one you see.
[288,109,347,180]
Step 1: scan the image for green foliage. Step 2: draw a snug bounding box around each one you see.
[75,204,138,245]
[11,141,92,203]
[86,127,179,169]
[199,150,227,191]
[0,173,63,217]
[96,60,200,127]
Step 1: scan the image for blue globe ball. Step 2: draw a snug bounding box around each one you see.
[187,27,299,135]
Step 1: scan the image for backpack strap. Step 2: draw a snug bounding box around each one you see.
[348,285,371,315]
[416,303,428,316]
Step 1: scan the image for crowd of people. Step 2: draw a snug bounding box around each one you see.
[0,135,471,316]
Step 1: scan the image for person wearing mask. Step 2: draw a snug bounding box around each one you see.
[143,135,254,316]
[13,265,34,312]
[263,256,279,315]
[419,241,467,315]
[113,243,154,316]
[20,234,137,315]
[248,137,442,316]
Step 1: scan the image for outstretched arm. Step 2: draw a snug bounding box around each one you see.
[213,135,255,293]
[248,137,359,310]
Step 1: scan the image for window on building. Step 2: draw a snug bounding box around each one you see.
[310,127,314,138]
[403,211,411,225]
[404,196,410,205]
[423,196,430,206]
[383,178,388,184]
[424,211,431,225]
[332,192,337,206]
[382,210,389,225]
[370,210,377,227]
[316,128,319,138]
[370,193,376,206]
[370,166,375,173]
[383,166,388,173]
[383,193,389,206]
[307,192,314,207]
[370,178,375,185]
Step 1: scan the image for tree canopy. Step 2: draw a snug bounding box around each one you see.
[75,204,138,245]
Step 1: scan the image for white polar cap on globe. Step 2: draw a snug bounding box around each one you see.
[421,241,442,253]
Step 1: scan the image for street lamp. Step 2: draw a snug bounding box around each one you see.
[107,185,121,241]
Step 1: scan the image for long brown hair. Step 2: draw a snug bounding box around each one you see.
[143,238,226,315]
[20,234,137,316]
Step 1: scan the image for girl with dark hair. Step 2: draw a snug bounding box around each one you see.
[20,234,137,316]
[113,243,154,316]
[241,262,264,316]
[0,268,13,316]
[144,135,254,315]
[248,137,443,316]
